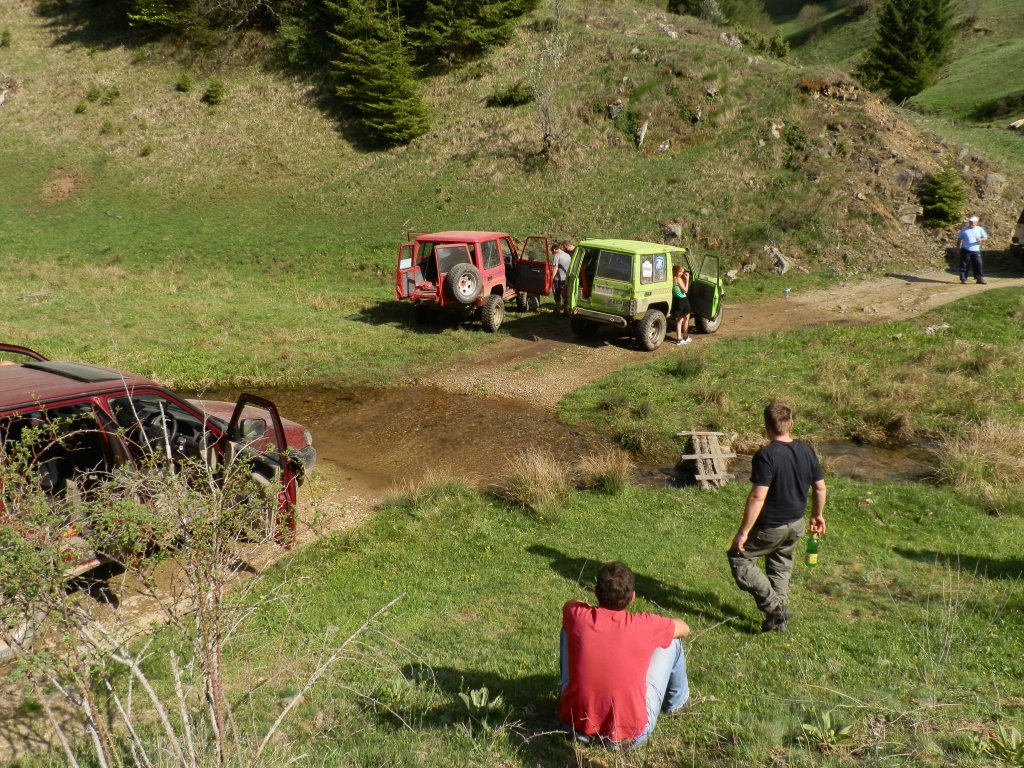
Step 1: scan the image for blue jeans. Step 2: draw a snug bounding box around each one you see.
[559,631,689,748]
[959,248,983,281]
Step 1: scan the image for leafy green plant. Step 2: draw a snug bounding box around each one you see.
[798,708,855,752]
[983,725,1024,764]
[458,686,505,724]
[918,164,967,228]
[202,79,225,106]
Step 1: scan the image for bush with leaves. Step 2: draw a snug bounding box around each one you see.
[202,78,225,105]
[918,164,967,228]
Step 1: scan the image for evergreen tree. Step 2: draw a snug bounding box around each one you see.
[329,0,430,146]
[859,0,955,103]
[403,0,538,70]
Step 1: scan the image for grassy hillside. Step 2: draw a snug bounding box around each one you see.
[770,0,1024,182]
[1,0,1021,387]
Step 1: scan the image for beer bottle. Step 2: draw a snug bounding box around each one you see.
[805,533,820,567]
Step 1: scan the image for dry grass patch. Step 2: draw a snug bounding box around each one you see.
[498,448,572,515]
[575,448,633,495]
[937,420,1024,514]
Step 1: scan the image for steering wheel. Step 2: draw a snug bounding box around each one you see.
[142,411,179,448]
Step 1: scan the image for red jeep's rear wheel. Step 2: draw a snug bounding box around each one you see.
[481,295,505,332]
[445,264,483,305]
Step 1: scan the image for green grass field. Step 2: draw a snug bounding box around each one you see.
[3,1,1024,762]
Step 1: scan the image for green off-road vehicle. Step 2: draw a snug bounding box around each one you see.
[567,239,724,351]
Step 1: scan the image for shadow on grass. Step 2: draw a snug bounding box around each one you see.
[893,548,1024,579]
[527,544,755,634]
[377,664,576,764]
[36,0,140,49]
[356,299,635,350]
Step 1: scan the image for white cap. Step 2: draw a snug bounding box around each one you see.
[969,215,979,222]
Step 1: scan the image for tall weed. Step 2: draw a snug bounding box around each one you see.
[937,420,1024,514]
[498,448,572,516]
[574,449,632,495]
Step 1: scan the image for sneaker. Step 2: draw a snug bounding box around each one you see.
[960,279,968,284]
[675,338,685,346]
[680,337,692,345]
[976,279,987,284]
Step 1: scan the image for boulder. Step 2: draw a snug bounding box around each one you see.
[983,173,1007,198]
[661,222,684,245]
[764,245,790,275]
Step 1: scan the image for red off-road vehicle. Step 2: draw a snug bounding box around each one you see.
[395,231,551,331]
[0,344,316,662]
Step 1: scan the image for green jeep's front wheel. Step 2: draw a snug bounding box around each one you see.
[636,309,667,351]
[695,305,723,334]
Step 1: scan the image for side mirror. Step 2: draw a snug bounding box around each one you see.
[240,418,268,439]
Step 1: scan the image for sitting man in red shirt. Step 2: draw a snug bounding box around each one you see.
[558,561,690,747]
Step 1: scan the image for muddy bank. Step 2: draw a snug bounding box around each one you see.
[197,386,938,496]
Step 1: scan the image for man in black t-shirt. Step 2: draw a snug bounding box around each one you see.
[728,404,827,632]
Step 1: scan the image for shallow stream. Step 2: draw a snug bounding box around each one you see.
[197,386,937,495]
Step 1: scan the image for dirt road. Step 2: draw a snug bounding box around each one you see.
[423,267,1024,408]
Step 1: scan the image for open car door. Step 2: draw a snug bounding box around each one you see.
[395,242,417,300]
[515,236,551,296]
[226,394,297,546]
[684,251,723,332]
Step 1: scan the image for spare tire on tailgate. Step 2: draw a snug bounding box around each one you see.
[445,263,483,305]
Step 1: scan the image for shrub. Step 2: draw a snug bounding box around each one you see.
[738,28,790,59]
[175,73,193,93]
[139,142,155,157]
[74,101,88,114]
[86,85,102,102]
[485,81,533,108]
[202,79,224,106]
[1,29,11,48]
[99,85,121,105]
[918,165,967,228]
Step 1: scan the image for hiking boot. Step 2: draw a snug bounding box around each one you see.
[761,607,792,633]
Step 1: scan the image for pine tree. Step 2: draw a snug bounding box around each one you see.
[859,0,955,103]
[329,0,430,147]
[404,0,538,70]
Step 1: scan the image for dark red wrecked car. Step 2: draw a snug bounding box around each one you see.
[0,343,316,576]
